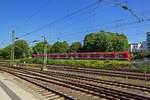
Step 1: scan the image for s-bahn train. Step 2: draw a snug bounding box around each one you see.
[32,52,130,60]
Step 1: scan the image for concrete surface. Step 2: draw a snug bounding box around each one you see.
[0,86,11,100]
[0,72,38,100]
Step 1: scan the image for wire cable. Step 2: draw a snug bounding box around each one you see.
[16,0,103,39]
[104,0,143,22]
[16,0,52,30]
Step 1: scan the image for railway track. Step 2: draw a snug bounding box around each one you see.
[46,65,150,81]
[0,67,112,100]
[9,65,150,94]
[27,68,150,93]
[0,67,76,100]
[1,66,150,100]
[17,75,75,100]
[1,63,149,80]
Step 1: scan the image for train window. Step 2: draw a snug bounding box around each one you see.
[91,54,95,58]
[91,54,99,58]
[72,54,76,57]
[99,54,104,58]
[68,54,72,58]
[86,54,91,58]
[104,54,109,58]
[78,54,82,57]
[119,54,124,58]
[59,54,66,58]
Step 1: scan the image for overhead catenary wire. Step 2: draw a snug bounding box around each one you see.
[10,17,150,48]
[104,0,144,22]
[16,0,145,41]
[117,3,143,22]
[53,17,150,41]
[45,6,150,40]
[16,0,52,31]
[16,0,103,39]
[7,0,149,49]
[54,22,150,44]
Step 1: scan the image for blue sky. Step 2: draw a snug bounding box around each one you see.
[0,0,150,47]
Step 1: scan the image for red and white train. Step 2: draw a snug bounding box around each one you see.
[32,52,130,60]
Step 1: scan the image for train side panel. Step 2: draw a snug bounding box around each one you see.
[32,52,130,60]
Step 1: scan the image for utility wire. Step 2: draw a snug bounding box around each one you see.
[55,17,150,40]
[104,0,143,22]
[16,0,52,30]
[28,40,41,44]
[116,3,143,22]
[15,0,148,45]
[17,0,143,39]
[55,18,150,42]
[45,4,150,39]
[16,0,103,39]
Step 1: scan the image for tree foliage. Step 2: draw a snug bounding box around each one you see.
[32,42,44,54]
[32,42,51,54]
[83,31,129,52]
[0,31,130,60]
[69,42,82,52]
[0,45,11,59]
[0,40,30,59]
[50,41,69,53]
[14,40,30,59]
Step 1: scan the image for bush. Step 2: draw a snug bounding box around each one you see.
[19,58,131,69]
[17,57,149,73]
[133,62,150,73]
[132,51,150,59]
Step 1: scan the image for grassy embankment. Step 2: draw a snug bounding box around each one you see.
[1,58,149,72]
[25,58,150,72]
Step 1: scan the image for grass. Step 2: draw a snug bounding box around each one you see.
[97,76,150,87]
[132,62,150,73]
[18,58,131,69]
[3,58,150,72]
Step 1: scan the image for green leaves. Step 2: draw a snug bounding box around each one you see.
[14,40,30,59]
[21,58,131,69]
[132,51,150,59]
[0,40,30,59]
[0,31,130,60]
[32,42,52,54]
[50,41,69,53]
[83,31,129,52]
[69,42,82,52]
[0,45,11,59]
[32,42,45,54]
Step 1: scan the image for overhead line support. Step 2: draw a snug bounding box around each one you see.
[41,36,48,71]
[11,30,15,67]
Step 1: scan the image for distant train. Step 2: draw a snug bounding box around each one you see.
[32,52,130,60]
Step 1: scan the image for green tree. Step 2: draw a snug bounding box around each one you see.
[83,31,129,52]
[0,45,11,59]
[69,42,82,52]
[32,42,52,54]
[50,41,69,53]
[0,40,30,59]
[47,44,52,53]
[32,42,45,54]
[112,34,129,51]
[14,40,30,59]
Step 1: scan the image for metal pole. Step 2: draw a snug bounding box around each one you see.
[11,30,15,67]
[42,36,47,71]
